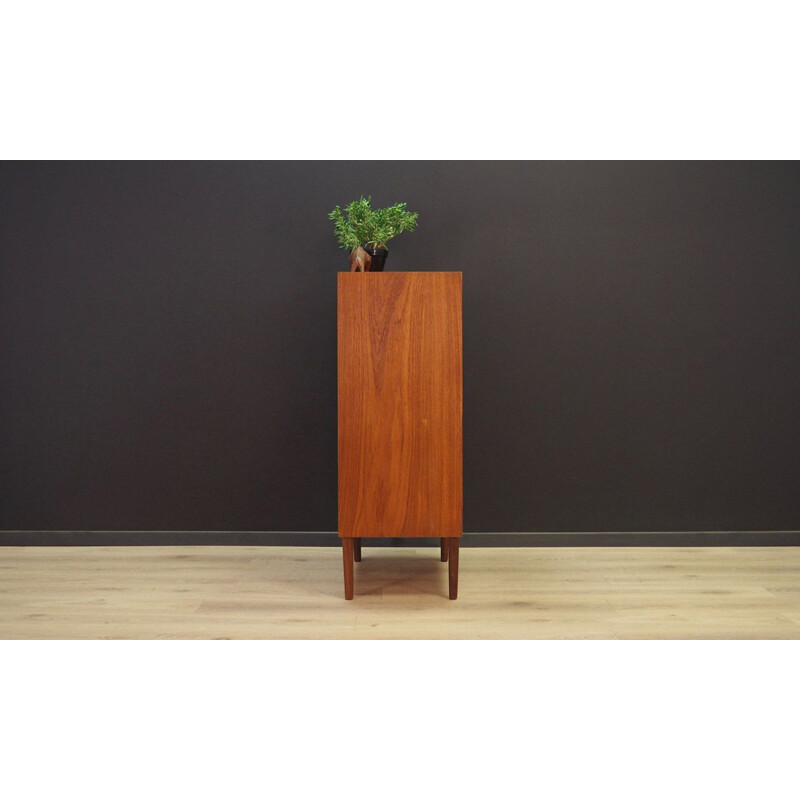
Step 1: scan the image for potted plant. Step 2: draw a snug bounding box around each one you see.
[329,196,419,271]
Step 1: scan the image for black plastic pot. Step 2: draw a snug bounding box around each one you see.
[364,246,388,272]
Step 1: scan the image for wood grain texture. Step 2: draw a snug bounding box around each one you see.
[338,272,462,539]
[2,546,800,639]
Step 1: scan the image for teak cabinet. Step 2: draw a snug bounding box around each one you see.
[338,272,463,599]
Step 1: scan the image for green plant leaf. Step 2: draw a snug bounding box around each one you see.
[328,196,419,251]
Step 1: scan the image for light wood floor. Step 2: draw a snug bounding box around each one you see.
[1,545,799,639]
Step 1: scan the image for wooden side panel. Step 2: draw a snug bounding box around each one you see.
[338,272,462,539]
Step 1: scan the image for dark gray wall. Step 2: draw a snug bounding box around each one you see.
[1,162,799,535]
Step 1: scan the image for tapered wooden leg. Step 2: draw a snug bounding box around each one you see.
[440,537,448,562]
[448,538,459,600]
[354,538,362,562]
[342,538,354,600]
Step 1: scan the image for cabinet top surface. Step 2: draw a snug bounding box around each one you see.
[338,271,462,276]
